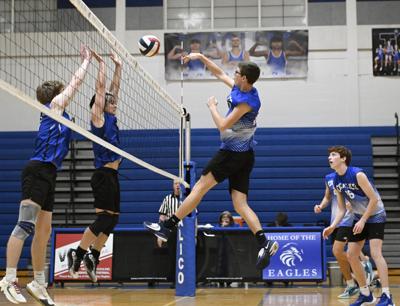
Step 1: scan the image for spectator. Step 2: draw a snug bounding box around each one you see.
[268,212,291,227]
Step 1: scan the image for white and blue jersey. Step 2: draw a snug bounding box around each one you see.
[30,102,71,169]
[91,112,121,169]
[376,47,384,60]
[334,167,386,223]
[326,173,353,227]
[267,51,287,75]
[228,50,245,62]
[394,48,399,62]
[220,85,261,152]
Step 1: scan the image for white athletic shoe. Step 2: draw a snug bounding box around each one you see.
[0,277,27,304]
[26,280,55,306]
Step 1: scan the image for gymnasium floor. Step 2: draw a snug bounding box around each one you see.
[1,283,399,306]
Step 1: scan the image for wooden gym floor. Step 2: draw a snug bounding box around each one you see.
[1,283,399,306]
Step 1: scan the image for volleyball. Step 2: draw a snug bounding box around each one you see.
[138,35,160,57]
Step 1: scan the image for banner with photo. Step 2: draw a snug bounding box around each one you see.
[372,28,400,76]
[164,30,308,80]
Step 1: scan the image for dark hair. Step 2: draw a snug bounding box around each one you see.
[270,35,283,44]
[190,39,201,44]
[238,61,260,84]
[219,211,234,226]
[90,92,114,109]
[328,145,352,166]
[275,212,288,226]
[36,81,64,104]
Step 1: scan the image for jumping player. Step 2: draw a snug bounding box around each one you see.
[0,45,92,305]
[67,50,122,283]
[144,53,279,270]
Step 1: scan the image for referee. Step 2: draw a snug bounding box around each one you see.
[158,179,181,288]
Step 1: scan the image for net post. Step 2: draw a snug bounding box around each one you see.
[175,112,196,297]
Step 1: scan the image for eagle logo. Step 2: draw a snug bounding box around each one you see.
[279,243,304,267]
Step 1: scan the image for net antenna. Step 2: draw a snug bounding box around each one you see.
[0,0,189,188]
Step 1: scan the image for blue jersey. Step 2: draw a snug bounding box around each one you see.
[333,167,386,223]
[187,53,205,71]
[91,112,121,169]
[394,49,399,61]
[325,173,353,227]
[267,50,287,75]
[30,102,71,169]
[228,50,245,62]
[377,47,384,60]
[220,85,261,152]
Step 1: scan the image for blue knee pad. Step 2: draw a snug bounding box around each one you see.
[11,203,40,240]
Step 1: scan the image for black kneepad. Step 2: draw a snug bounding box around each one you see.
[89,212,115,236]
[103,214,119,236]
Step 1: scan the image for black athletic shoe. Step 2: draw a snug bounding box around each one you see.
[143,221,172,242]
[83,252,99,283]
[67,248,81,279]
[256,240,279,270]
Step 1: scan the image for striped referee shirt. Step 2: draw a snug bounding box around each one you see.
[159,193,181,218]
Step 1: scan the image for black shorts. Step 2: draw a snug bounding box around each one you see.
[201,150,254,195]
[332,226,352,242]
[348,222,385,242]
[21,160,57,212]
[91,167,120,213]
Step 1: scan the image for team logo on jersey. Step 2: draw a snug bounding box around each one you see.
[279,243,304,267]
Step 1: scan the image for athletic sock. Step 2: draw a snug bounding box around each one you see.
[164,215,180,229]
[382,287,390,296]
[91,249,100,262]
[255,230,267,247]
[346,279,356,287]
[76,246,87,261]
[5,268,17,282]
[360,285,370,296]
[34,271,46,286]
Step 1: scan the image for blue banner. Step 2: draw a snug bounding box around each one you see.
[263,231,324,280]
[175,161,197,297]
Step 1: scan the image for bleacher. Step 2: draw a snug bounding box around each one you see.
[0,127,393,269]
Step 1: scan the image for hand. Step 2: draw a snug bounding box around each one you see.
[91,49,104,63]
[156,237,164,248]
[182,52,202,64]
[322,226,334,240]
[110,51,122,66]
[345,201,353,212]
[80,45,91,61]
[207,96,218,109]
[314,204,322,214]
[353,219,365,235]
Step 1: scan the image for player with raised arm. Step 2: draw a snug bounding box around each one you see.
[67,50,122,283]
[144,53,278,270]
[0,46,92,305]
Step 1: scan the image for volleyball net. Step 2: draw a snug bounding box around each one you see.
[0,0,188,185]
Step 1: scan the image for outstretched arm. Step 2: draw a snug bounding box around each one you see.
[91,50,106,127]
[51,45,91,113]
[109,52,122,105]
[183,53,234,88]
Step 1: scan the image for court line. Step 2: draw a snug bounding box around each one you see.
[162,289,204,306]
